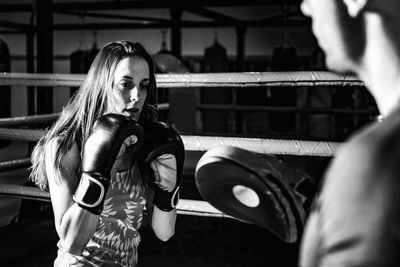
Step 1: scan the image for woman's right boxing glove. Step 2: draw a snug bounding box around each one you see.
[73,113,143,215]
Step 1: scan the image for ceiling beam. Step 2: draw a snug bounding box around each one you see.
[0,1,301,13]
[258,10,302,22]
[52,0,300,11]
[0,30,25,35]
[53,19,309,31]
[0,3,33,12]
[183,7,241,25]
[54,10,171,23]
[0,20,33,31]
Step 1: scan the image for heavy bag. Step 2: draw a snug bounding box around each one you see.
[0,39,11,149]
[70,48,87,97]
[201,41,231,133]
[269,46,299,133]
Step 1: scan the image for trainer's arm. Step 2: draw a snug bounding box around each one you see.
[300,139,398,267]
[45,139,99,255]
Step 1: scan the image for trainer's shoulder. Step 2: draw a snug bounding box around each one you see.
[329,119,400,182]
[319,128,378,203]
[355,117,400,161]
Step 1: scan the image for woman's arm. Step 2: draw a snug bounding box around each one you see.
[147,153,180,241]
[45,139,99,255]
[151,205,177,241]
[141,122,184,241]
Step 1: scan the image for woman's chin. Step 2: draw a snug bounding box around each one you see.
[127,112,140,121]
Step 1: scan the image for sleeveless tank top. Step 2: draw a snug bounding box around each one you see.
[55,164,152,267]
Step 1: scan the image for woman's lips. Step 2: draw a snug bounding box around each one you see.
[126,108,139,117]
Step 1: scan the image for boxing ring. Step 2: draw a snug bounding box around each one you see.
[0,71,373,217]
[0,71,380,266]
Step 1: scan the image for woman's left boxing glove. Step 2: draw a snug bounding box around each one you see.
[140,122,185,211]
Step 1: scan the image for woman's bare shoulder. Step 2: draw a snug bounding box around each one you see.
[45,137,81,175]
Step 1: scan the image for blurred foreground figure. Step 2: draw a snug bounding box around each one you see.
[298,0,400,266]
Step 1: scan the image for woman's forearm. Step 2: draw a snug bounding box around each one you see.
[58,203,100,255]
[151,206,177,241]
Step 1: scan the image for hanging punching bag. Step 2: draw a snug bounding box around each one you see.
[153,50,193,130]
[201,40,230,134]
[154,29,172,108]
[70,48,87,97]
[269,45,299,133]
[0,39,11,149]
[308,44,332,139]
[153,52,189,74]
[85,45,99,71]
[85,33,99,73]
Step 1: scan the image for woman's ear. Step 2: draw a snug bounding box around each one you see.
[343,0,368,17]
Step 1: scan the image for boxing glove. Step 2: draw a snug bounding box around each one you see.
[141,122,185,211]
[73,113,144,215]
[138,104,159,126]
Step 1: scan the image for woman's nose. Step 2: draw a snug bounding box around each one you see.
[129,87,139,102]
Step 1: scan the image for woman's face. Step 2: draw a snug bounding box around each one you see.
[110,56,150,121]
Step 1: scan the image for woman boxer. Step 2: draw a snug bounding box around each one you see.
[30,40,184,266]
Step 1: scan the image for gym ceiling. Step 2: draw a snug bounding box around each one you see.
[0,0,308,33]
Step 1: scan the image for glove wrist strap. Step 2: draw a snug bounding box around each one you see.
[154,186,180,212]
[73,172,110,215]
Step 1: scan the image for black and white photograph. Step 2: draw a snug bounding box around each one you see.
[1,0,399,266]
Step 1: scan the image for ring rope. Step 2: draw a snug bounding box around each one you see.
[197,104,378,115]
[157,102,169,111]
[0,184,51,202]
[0,113,60,127]
[0,184,229,218]
[0,104,169,128]
[0,72,363,88]
[0,158,31,172]
[0,128,45,141]
[0,104,377,129]
[0,71,351,220]
[157,72,363,88]
[0,102,376,129]
[0,73,85,87]
[183,135,340,157]
[0,128,340,157]
[177,199,232,218]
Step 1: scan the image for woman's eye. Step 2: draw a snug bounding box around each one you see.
[120,81,131,88]
[141,83,149,91]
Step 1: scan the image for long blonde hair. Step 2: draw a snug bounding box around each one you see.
[30,40,157,190]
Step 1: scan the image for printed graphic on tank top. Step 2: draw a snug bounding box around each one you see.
[56,164,150,267]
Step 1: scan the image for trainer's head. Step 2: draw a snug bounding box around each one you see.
[76,40,157,124]
[301,0,400,114]
[301,0,368,75]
